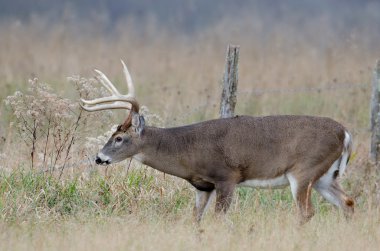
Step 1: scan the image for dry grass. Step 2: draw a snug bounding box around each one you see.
[0,160,379,251]
[1,13,380,251]
[0,197,379,251]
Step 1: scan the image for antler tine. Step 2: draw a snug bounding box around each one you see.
[80,102,132,112]
[93,75,115,95]
[82,62,136,106]
[80,59,140,119]
[94,69,121,96]
[121,59,135,97]
[80,94,135,105]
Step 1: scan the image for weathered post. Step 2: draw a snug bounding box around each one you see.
[370,60,380,163]
[220,44,240,118]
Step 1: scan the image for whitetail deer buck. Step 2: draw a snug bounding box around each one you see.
[81,60,354,224]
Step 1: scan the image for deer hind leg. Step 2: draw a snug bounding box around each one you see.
[314,153,354,218]
[315,179,354,218]
[215,182,235,214]
[287,173,315,224]
[193,189,215,222]
[315,181,354,218]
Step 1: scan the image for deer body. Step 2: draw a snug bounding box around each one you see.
[131,115,344,188]
[81,61,354,223]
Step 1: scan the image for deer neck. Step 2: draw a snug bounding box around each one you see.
[132,126,189,179]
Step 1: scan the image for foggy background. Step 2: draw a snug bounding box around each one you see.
[1,0,380,37]
[0,0,379,126]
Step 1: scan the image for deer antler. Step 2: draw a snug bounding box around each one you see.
[80,60,140,128]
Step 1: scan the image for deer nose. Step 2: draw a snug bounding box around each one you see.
[95,156,102,165]
[95,153,111,165]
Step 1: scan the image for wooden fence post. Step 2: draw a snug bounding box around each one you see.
[220,44,240,118]
[370,60,380,163]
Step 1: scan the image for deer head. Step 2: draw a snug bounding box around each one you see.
[80,60,145,165]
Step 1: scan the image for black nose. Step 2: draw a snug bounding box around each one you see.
[95,156,111,165]
[95,156,102,164]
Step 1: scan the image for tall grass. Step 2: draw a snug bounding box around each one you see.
[0,165,379,251]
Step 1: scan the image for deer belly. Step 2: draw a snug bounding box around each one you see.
[238,175,289,188]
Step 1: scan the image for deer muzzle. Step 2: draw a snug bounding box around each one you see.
[95,152,112,165]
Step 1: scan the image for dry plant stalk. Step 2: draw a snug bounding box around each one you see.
[4,78,93,174]
[3,76,161,177]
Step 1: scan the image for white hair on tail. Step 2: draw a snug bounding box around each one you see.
[339,131,352,176]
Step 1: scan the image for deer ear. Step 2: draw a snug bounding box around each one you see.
[131,112,145,136]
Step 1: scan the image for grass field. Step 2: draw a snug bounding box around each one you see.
[1,16,380,250]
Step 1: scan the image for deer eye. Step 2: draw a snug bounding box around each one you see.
[115,136,123,143]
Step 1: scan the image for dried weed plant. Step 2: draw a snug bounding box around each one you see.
[3,75,162,178]
[4,77,107,176]
[5,78,79,173]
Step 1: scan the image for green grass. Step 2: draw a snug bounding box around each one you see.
[0,168,162,222]
[0,167,366,224]
[0,161,378,251]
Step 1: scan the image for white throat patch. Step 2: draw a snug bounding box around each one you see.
[133,153,146,163]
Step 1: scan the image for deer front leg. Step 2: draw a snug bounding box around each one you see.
[193,189,215,222]
[215,182,236,214]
